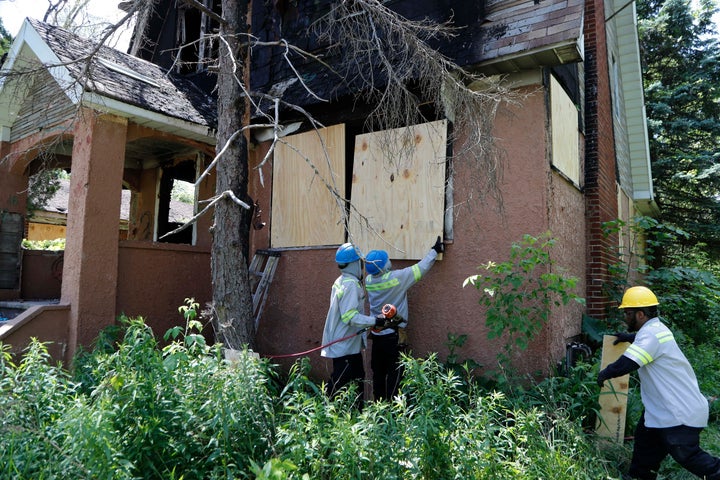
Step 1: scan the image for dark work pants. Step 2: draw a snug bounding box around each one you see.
[628,412,720,479]
[371,331,402,401]
[328,353,365,403]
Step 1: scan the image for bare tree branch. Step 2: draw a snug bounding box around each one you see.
[158,189,250,240]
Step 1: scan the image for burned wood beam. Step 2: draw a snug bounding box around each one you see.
[180,0,227,26]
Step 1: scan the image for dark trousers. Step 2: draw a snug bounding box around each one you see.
[328,353,365,402]
[628,412,720,479]
[371,332,402,401]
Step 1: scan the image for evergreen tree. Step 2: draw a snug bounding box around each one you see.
[0,19,12,60]
[638,0,720,263]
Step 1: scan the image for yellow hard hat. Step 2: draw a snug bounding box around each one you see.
[618,286,659,309]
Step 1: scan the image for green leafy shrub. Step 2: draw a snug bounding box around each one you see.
[0,341,79,478]
[2,308,626,479]
[463,232,585,359]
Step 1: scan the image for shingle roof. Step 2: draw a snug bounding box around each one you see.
[27,18,216,129]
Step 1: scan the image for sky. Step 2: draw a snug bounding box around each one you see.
[0,0,132,49]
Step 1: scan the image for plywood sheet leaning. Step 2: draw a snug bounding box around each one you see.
[596,334,631,442]
[271,124,346,248]
[349,120,446,260]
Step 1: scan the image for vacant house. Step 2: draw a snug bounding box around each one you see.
[0,0,656,381]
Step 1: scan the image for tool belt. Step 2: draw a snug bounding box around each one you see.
[369,327,407,347]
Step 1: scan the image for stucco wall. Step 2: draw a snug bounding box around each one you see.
[116,241,212,338]
[0,304,70,362]
[21,249,63,300]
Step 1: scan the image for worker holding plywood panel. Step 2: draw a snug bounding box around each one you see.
[596,286,720,479]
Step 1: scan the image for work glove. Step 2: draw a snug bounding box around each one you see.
[597,370,609,387]
[384,316,403,328]
[613,332,636,345]
[375,315,387,328]
[432,236,444,254]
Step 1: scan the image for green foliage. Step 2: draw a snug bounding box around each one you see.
[592,216,720,339]
[683,342,720,421]
[637,0,720,261]
[27,169,66,213]
[464,233,585,357]
[645,266,720,344]
[3,313,275,479]
[444,332,482,381]
[22,238,66,251]
[0,18,11,59]
[1,320,626,479]
[171,180,195,204]
[274,353,617,479]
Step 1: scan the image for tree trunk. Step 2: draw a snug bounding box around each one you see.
[212,0,254,349]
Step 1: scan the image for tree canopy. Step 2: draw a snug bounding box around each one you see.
[0,19,12,59]
[638,0,720,263]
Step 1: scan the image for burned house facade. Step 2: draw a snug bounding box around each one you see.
[0,0,655,378]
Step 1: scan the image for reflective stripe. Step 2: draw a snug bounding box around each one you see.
[627,344,653,365]
[332,280,346,299]
[333,278,358,299]
[412,264,421,281]
[341,309,358,323]
[656,331,674,344]
[366,278,400,291]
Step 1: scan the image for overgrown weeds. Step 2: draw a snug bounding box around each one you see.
[1,309,628,479]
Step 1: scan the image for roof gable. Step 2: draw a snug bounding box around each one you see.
[0,18,217,143]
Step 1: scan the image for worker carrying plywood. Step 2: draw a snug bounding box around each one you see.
[597,286,720,479]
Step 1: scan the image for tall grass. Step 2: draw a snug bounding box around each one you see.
[1,316,634,479]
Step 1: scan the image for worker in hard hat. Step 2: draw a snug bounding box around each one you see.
[597,286,720,479]
[364,236,444,401]
[321,242,385,403]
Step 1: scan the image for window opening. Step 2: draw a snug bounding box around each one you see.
[176,0,222,74]
[157,161,195,244]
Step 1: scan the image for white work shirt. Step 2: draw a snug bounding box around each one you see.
[365,248,437,336]
[623,318,708,428]
[321,273,376,358]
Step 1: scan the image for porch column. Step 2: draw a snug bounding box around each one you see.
[62,111,127,360]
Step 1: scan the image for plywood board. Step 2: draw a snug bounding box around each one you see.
[348,120,447,260]
[596,334,631,442]
[271,124,346,248]
[551,76,580,186]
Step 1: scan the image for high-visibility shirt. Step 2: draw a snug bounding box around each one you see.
[623,318,708,428]
[364,248,437,335]
[321,273,376,358]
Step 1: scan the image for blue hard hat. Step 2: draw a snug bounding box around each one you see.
[335,243,361,264]
[365,250,389,275]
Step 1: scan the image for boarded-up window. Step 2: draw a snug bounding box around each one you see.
[349,120,447,260]
[0,212,24,289]
[271,124,346,248]
[551,76,580,187]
